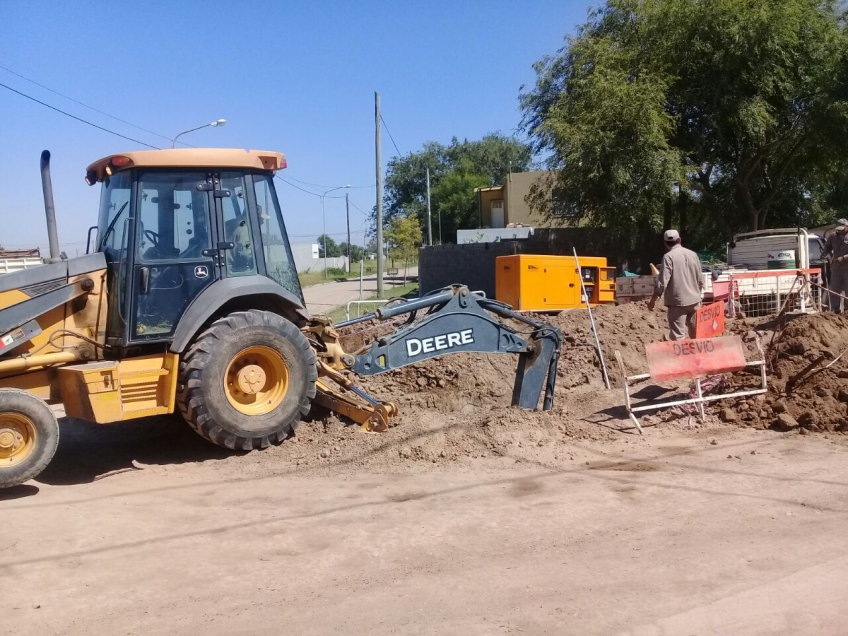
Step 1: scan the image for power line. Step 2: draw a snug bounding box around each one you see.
[284,174,373,189]
[380,113,402,157]
[290,229,365,238]
[275,175,347,198]
[347,198,372,217]
[0,64,177,144]
[0,81,160,149]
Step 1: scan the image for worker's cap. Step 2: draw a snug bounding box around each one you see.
[663,229,680,242]
[836,218,848,226]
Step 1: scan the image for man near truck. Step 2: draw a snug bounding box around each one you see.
[825,220,848,313]
[648,229,704,340]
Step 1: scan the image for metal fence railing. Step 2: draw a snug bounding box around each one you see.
[344,290,487,321]
[704,269,823,319]
[345,300,389,321]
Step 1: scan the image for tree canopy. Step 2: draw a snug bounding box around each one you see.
[385,211,423,267]
[520,0,848,245]
[381,133,533,243]
[316,234,343,258]
[338,241,365,262]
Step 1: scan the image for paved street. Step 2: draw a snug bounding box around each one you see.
[302,266,418,315]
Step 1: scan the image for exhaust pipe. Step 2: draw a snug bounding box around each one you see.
[40,150,61,262]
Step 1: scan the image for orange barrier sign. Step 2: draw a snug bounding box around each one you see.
[695,301,725,339]
[645,336,746,381]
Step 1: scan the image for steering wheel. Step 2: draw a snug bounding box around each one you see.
[144,229,160,246]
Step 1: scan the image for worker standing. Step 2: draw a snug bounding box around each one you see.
[825,220,848,313]
[647,229,704,340]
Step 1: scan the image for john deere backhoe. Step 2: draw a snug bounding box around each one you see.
[0,149,560,488]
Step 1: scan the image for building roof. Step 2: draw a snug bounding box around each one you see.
[86,148,286,182]
[474,185,504,193]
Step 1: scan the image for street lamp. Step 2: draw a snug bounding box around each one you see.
[322,185,351,278]
[172,118,227,148]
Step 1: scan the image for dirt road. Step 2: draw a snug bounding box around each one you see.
[303,267,418,314]
[2,414,847,636]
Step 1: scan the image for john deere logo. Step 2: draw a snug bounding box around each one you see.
[406,329,474,357]
[194,265,209,279]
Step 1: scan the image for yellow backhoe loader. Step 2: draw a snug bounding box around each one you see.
[0,149,561,488]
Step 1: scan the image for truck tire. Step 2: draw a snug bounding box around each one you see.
[0,389,59,488]
[176,310,317,450]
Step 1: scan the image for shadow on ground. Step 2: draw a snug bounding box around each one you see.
[0,484,39,501]
[36,415,232,486]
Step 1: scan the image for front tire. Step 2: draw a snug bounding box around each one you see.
[0,389,59,488]
[176,310,317,450]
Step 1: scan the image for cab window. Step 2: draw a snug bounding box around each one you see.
[97,171,132,260]
[253,174,302,300]
[136,172,210,261]
[220,172,257,276]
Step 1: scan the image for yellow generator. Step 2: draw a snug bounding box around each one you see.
[495,255,616,311]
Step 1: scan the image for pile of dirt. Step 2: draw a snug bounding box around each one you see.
[320,299,848,470]
[280,299,677,471]
[231,402,620,479]
[721,313,848,433]
[344,300,665,419]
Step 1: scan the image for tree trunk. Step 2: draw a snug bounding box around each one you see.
[663,197,672,231]
[736,178,760,231]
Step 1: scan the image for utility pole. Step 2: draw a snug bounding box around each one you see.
[321,194,328,278]
[375,91,384,296]
[426,167,433,245]
[345,193,352,273]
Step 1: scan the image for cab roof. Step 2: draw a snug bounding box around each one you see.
[86,148,286,182]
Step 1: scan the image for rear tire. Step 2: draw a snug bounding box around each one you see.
[0,389,59,488]
[176,310,317,450]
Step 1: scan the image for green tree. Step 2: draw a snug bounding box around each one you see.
[316,234,343,258]
[381,133,533,242]
[385,212,423,280]
[431,162,491,242]
[338,242,365,262]
[520,0,848,243]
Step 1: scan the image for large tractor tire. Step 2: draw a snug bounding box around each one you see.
[0,389,59,488]
[176,310,317,450]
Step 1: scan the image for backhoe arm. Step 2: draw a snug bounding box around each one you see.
[344,286,561,410]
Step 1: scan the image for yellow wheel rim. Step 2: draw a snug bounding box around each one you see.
[224,345,289,416]
[0,412,37,467]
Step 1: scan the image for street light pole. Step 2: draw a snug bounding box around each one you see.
[345,193,352,273]
[172,119,226,148]
[321,185,351,278]
[426,167,433,246]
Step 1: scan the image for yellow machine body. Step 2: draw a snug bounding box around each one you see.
[495,254,616,311]
[0,264,179,424]
[58,354,179,423]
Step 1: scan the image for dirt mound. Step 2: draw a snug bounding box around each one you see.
[305,298,674,469]
[325,299,848,458]
[345,300,665,420]
[232,402,619,479]
[723,313,848,433]
[549,300,666,382]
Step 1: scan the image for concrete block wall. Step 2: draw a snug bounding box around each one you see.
[418,227,663,298]
[418,242,514,298]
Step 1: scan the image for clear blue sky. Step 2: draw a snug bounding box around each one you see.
[0,0,590,255]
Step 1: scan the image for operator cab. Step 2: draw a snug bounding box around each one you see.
[87,149,303,347]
